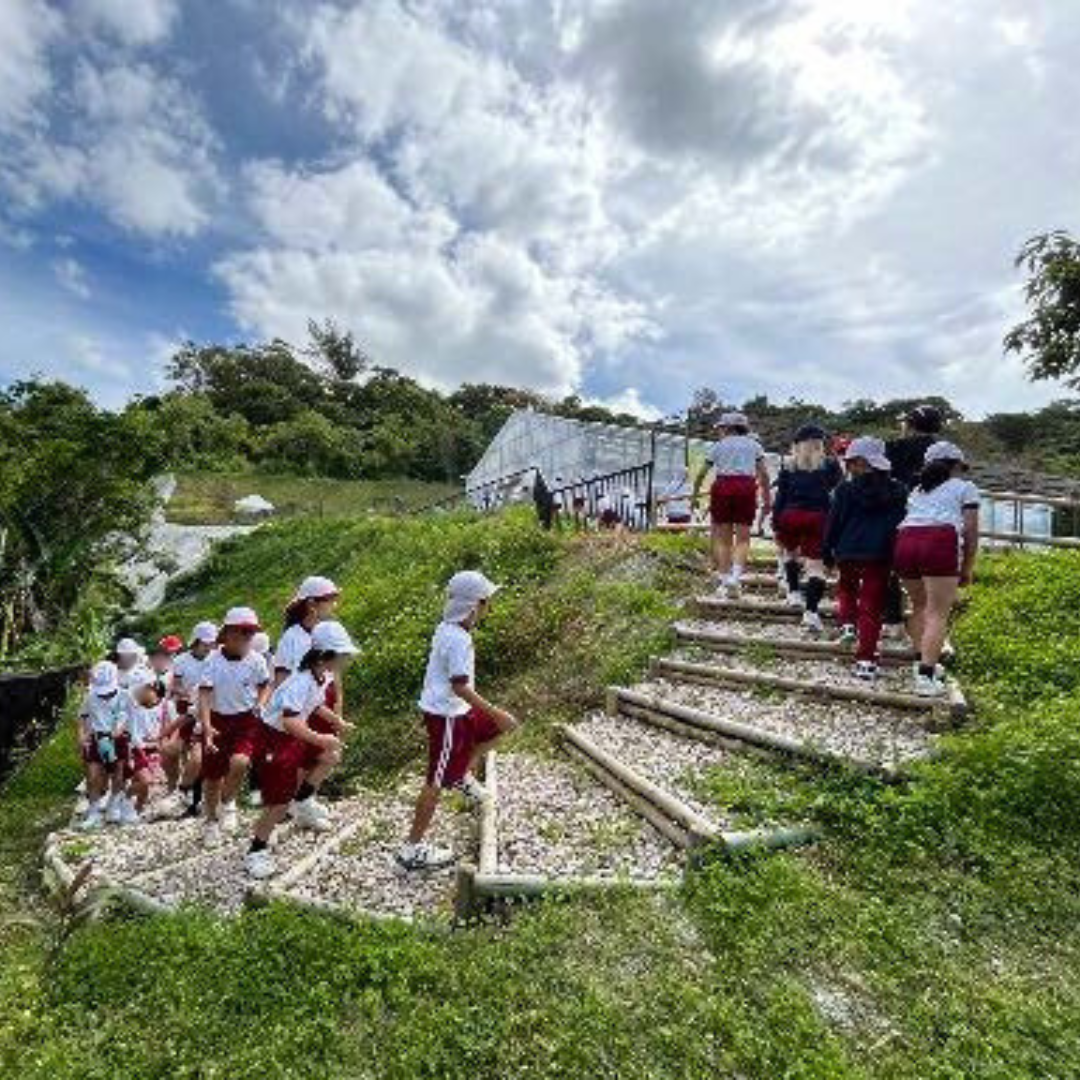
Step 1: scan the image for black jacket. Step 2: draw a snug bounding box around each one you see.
[823,473,908,564]
[886,434,935,491]
[773,458,843,516]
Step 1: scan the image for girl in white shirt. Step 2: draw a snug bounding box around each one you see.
[894,441,980,697]
[124,669,175,822]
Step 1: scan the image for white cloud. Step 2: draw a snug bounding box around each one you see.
[52,256,91,299]
[68,334,132,380]
[0,0,61,129]
[78,0,179,46]
[586,387,663,421]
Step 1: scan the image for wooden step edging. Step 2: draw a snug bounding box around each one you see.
[609,686,902,782]
[651,655,967,723]
[692,595,837,621]
[674,622,918,666]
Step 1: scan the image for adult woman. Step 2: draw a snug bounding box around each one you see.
[893,441,980,696]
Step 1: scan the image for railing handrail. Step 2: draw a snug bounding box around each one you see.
[982,488,1080,510]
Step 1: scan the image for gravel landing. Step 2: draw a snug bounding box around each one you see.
[572,713,732,826]
[633,678,933,768]
[495,752,683,881]
[677,617,915,652]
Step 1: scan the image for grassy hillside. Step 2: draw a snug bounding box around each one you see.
[4,518,1080,1078]
[166,472,457,525]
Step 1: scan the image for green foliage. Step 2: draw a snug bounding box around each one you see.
[1005,230,1080,386]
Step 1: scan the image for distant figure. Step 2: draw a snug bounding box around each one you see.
[660,467,693,526]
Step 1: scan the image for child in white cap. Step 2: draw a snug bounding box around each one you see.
[160,620,218,818]
[893,441,981,696]
[77,661,128,830]
[198,607,271,841]
[113,637,148,690]
[245,620,358,878]
[398,571,519,872]
[124,667,174,822]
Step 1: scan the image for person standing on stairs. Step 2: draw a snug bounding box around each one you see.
[398,570,519,873]
[772,423,842,635]
[692,411,772,598]
[893,441,981,697]
[823,437,908,680]
[882,403,945,641]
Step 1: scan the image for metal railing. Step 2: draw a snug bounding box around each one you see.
[544,462,656,532]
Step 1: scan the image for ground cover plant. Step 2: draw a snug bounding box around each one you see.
[2,522,1080,1078]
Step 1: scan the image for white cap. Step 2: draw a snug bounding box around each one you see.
[294,576,340,602]
[90,661,119,696]
[444,570,501,623]
[925,440,967,466]
[222,606,262,631]
[127,667,158,692]
[191,620,218,645]
[844,436,891,472]
[311,620,359,655]
[115,638,142,657]
[719,411,749,428]
[251,631,271,654]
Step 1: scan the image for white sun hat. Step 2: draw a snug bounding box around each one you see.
[90,661,119,696]
[191,620,219,645]
[443,570,501,623]
[251,631,271,654]
[844,436,892,472]
[222,606,262,632]
[115,638,143,657]
[924,440,967,466]
[294,575,340,602]
[127,667,158,692]
[310,620,359,655]
[718,411,750,428]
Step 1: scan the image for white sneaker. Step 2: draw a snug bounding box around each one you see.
[882,624,906,642]
[244,848,276,879]
[838,624,857,645]
[852,660,879,681]
[396,842,454,872]
[454,773,490,804]
[119,798,141,826]
[785,591,804,609]
[292,798,333,832]
[104,796,123,825]
[154,792,185,819]
[801,611,824,635]
[713,580,729,599]
[914,673,947,698]
[727,574,743,597]
[219,801,239,834]
[80,804,103,831]
[247,789,263,809]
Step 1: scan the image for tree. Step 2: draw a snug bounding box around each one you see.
[305,318,370,383]
[1005,231,1080,386]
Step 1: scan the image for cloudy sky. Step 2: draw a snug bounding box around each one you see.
[1,0,1077,416]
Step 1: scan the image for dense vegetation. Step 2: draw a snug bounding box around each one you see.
[1,512,1080,1078]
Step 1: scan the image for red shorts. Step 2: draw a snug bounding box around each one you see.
[774,508,827,559]
[259,727,307,806]
[303,709,337,771]
[710,476,757,526]
[894,525,960,578]
[82,733,130,774]
[201,711,261,781]
[424,708,502,789]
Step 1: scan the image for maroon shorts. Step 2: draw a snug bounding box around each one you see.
[201,711,261,781]
[130,746,160,776]
[424,708,502,789]
[894,525,960,579]
[774,508,827,559]
[710,476,757,526]
[82,733,130,774]
[259,727,307,806]
[302,709,337,771]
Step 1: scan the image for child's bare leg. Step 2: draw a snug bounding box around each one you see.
[902,578,927,652]
[129,773,150,811]
[732,524,752,573]
[304,748,340,793]
[87,763,106,803]
[221,755,250,805]
[712,523,734,576]
[181,744,202,787]
[203,778,222,819]
[407,784,441,845]
[920,577,959,667]
[252,804,290,844]
[161,739,181,790]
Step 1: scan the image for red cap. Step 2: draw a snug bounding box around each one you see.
[158,634,184,654]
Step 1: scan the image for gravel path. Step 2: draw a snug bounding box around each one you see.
[496,752,683,881]
[633,678,933,768]
[571,713,733,826]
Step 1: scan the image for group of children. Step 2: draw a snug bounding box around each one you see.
[78,571,512,877]
[692,404,980,696]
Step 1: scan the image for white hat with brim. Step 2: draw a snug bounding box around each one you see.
[718,411,750,428]
[191,621,218,646]
[251,632,271,654]
[924,440,967,466]
[443,570,501,623]
[115,638,142,657]
[221,606,262,632]
[294,576,340,602]
[310,620,359,655]
[90,661,119,696]
[844,436,892,472]
[127,667,158,692]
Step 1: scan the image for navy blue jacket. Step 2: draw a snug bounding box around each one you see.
[823,473,908,563]
[773,458,843,516]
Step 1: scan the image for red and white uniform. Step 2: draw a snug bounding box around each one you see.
[894,479,980,578]
[126,698,173,774]
[707,435,764,526]
[276,622,338,718]
[259,670,330,805]
[199,650,270,780]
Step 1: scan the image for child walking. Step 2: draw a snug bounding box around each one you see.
[772,423,842,634]
[894,441,980,697]
[693,412,771,596]
[398,571,519,872]
[198,607,271,841]
[245,620,358,879]
[78,661,130,830]
[160,620,217,818]
[124,668,174,821]
[823,437,908,680]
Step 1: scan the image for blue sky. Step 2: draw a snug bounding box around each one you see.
[2,0,1079,418]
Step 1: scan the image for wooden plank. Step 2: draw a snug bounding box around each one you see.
[692,595,837,621]
[478,751,499,876]
[674,622,918,665]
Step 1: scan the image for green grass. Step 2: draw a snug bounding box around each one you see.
[4,527,1080,1078]
[166,471,457,525]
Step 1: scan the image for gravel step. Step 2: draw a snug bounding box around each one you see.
[692,595,838,622]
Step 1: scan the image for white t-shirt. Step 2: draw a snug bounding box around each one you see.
[199,650,270,715]
[900,478,981,533]
[81,692,126,735]
[172,649,212,702]
[419,622,475,718]
[707,435,764,477]
[262,670,327,733]
[274,624,311,675]
[126,699,174,747]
